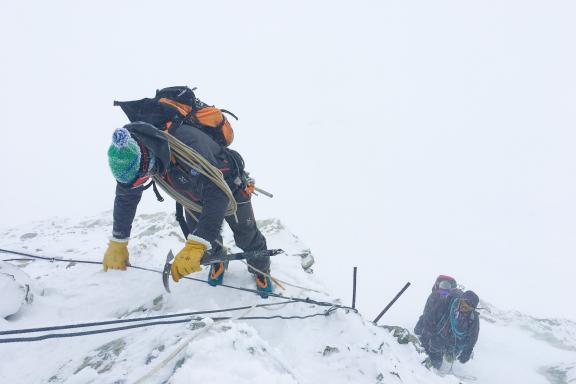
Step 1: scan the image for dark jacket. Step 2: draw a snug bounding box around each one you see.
[112,122,235,243]
[422,289,480,361]
[415,288,449,336]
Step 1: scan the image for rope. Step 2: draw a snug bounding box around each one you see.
[449,299,467,340]
[0,318,197,343]
[0,310,337,344]
[154,132,237,218]
[0,249,349,311]
[0,301,298,336]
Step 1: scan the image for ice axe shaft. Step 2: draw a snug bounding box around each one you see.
[254,186,273,198]
[162,249,284,293]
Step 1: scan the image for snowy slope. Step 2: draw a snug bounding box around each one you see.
[0,212,457,384]
[471,302,576,384]
[0,212,574,384]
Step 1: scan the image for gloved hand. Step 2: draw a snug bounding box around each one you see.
[103,239,129,271]
[171,235,210,282]
[458,351,471,364]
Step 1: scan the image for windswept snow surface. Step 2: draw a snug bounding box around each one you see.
[0,212,454,384]
[0,212,574,384]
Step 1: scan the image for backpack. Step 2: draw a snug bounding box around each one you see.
[114,86,237,147]
[433,275,457,292]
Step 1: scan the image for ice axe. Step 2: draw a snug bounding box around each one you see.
[162,248,284,293]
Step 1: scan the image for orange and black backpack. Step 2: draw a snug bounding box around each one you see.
[114,86,237,147]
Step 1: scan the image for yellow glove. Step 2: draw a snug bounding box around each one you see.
[171,235,210,282]
[103,239,129,271]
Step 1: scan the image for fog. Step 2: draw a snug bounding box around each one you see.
[1,0,575,324]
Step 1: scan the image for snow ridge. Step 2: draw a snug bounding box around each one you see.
[0,212,452,384]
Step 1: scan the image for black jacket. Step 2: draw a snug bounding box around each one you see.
[112,122,235,243]
[422,289,480,361]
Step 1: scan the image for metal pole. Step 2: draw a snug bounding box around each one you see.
[372,282,411,325]
[352,267,358,310]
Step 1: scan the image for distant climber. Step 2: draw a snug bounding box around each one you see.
[417,281,480,369]
[102,86,273,297]
[414,275,457,337]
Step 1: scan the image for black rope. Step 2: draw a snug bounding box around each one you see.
[0,301,299,336]
[0,248,356,312]
[1,249,100,265]
[0,249,358,344]
[0,310,337,344]
[1,318,195,343]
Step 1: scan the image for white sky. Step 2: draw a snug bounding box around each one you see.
[0,0,575,322]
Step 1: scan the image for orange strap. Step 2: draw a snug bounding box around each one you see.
[158,98,193,116]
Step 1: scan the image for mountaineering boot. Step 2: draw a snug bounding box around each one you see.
[208,262,227,286]
[255,273,273,298]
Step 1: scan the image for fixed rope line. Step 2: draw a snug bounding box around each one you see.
[0,249,101,265]
[0,309,338,344]
[0,248,356,311]
[0,301,299,336]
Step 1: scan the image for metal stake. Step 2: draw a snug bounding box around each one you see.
[352,267,358,310]
[373,282,411,324]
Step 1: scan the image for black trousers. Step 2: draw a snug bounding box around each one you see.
[185,188,269,272]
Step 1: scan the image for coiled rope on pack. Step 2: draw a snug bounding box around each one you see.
[153,132,237,218]
[449,299,468,340]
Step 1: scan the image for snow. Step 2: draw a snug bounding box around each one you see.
[0,261,33,318]
[0,212,575,383]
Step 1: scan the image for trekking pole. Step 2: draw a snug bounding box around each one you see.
[372,282,411,325]
[352,267,358,310]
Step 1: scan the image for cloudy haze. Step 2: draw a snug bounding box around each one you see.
[1,0,575,324]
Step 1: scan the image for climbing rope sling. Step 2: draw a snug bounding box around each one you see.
[154,131,299,290]
[154,131,237,219]
[430,298,470,365]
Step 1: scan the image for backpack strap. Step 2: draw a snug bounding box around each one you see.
[142,180,165,202]
[175,202,190,238]
[220,109,239,121]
